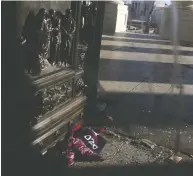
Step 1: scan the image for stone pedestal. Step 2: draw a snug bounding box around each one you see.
[103,2,128,34]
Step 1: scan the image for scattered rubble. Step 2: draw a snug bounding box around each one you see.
[103,128,129,141]
[130,139,141,146]
[167,155,183,163]
[130,139,156,150]
[140,139,156,149]
[74,138,155,167]
[72,127,193,167]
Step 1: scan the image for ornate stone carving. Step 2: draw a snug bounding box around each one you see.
[77,44,88,69]
[75,77,85,96]
[35,80,72,119]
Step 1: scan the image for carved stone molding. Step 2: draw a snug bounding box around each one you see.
[35,80,72,120]
[77,44,88,70]
[31,96,86,154]
[34,108,84,154]
[75,77,85,96]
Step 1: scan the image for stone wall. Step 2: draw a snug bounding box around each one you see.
[159,5,193,44]
[159,7,170,38]
[174,1,193,8]
[178,5,193,43]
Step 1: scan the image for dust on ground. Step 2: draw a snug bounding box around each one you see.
[74,128,185,168]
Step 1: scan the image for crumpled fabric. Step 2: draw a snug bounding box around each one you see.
[66,137,103,167]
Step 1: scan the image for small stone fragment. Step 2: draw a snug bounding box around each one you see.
[104,130,114,136]
[125,141,129,145]
[140,139,156,149]
[125,137,130,141]
[189,154,193,158]
[168,155,182,163]
[117,148,121,152]
[120,137,125,140]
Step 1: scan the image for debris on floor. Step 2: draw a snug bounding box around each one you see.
[57,119,193,168]
[70,127,173,167]
[168,155,183,163]
[74,137,156,167]
[140,139,156,149]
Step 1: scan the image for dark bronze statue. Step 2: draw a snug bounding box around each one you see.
[32,8,50,75]
[21,11,36,74]
[80,1,96,45]
[21,9,50,75]
[22,11,36,42]
[60,9,76,67]
[80,1,89,44]
[20,8,77,75]
[81,1,89,28]
[49,9,61,65]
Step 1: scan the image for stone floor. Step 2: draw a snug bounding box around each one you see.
[74,130,171,168]
[98,32,193,154]
[74,128,192,168]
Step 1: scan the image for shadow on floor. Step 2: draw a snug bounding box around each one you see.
[67,161,193,176]
[3,155,193,176]
[103,33,193,48]
[114,32,162,40]
[101,45,193,56]
[98,87,193,154]
[102,36,172,46]
[99,58,193,84]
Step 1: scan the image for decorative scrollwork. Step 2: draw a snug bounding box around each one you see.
[35,81,72,119]
[20,8,76,76]
[77,44,88,69]
[75,77,85,96]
